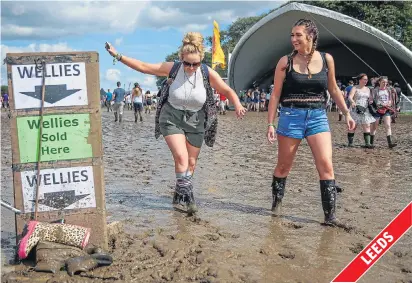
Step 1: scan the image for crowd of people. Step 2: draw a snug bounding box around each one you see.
[333,76,402,148]
[101,83,157,122]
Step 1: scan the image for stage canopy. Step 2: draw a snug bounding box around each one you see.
[228,2,412,93]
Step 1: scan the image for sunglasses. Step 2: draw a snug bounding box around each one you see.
[182,61,201,68]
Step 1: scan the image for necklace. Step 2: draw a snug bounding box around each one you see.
[183,70,196,110]
[298,52,310,58]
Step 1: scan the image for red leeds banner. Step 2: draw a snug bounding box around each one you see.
[332,202,412,283]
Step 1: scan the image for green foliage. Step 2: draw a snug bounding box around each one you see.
[1,85,8,95]
[302,1,412,49]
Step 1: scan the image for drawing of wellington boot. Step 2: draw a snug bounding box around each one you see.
[66,253,113,276]
[18,221,90,259]
[271,176,286,216]
[35,241,86,273]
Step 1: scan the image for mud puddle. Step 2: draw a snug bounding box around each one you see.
[1,109,411,282]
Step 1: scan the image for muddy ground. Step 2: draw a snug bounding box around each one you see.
[1,108,411,283]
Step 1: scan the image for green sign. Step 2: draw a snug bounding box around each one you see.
[17,114,92,163]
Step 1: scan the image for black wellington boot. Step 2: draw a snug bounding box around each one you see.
[173,178,198,215]
[387,135,397,149]
[319,180,347,228]
[347,133,354,147]
[271,176,286,216]
[114,112,118,122]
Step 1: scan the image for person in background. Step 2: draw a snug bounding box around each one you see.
[246,89,253,111]
[347,73,375,148]
[260,89,266,112]
[370,76,397,148]
[113,82,127,122]
[2,92,9,109]
[126,91,132,110]
[145,90,153,114]
[105,89,113,112]
[265,87,272,111]
[132,83,143,122]
[392,82,402,123]
[253,87,260,112]
[219,91,228,115]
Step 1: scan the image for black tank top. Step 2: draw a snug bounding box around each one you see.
[280,52,329,108]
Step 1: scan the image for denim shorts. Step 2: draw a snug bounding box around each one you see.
[372,110,392,118]
[276,107,330,139]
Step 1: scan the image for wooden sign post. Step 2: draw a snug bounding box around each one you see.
[6,52,107,249]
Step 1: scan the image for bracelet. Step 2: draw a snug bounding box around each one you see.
[268,123,276,128]
[112,53,123,65]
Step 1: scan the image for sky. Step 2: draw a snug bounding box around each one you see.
[1,1,284,93]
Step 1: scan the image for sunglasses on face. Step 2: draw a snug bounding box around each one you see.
[182,61,201,68]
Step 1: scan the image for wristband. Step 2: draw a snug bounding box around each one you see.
[268,123,276,128]
[112,53,123,65]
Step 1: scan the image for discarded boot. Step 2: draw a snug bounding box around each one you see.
[18,221,90,259]
[271,176,286,216]
[173,179,198,215]
[35,241,86,273]
[319,180,346,227]
[66,253,113,276]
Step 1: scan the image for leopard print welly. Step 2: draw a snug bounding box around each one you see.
[18,221,91,259]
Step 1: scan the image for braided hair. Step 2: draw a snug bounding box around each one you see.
[290,19,319,79]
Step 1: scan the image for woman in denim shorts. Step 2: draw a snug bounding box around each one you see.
[266,19,355,227]
[106,33,246,215]
[370,76,398,148]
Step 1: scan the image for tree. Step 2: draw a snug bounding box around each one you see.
[301,1,412,49]
[1,85,8,95]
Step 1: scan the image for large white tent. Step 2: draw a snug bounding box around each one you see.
[228,2,412,94]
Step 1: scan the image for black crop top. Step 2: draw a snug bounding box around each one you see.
[280,52,329,108]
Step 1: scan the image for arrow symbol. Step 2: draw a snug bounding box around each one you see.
[31,190,90,210]
[20,85,81,104]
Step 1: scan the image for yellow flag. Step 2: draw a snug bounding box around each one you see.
[212,20,226,70]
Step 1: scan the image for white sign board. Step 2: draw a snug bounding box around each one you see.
[21,166,96,213]
[12,63,88,109]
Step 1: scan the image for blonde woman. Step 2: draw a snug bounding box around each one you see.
[106,32,246,215]
[347,73,375,148]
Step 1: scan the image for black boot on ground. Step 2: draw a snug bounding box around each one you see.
[370,135,375,147]
[271,176,286,216]
[114,112,118,122]
[320,180,347,228]
[134,113,138,123]
[119,114,122,123]
[347,133,354,147]
[387,135,397,148]
[173,178,198,215]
